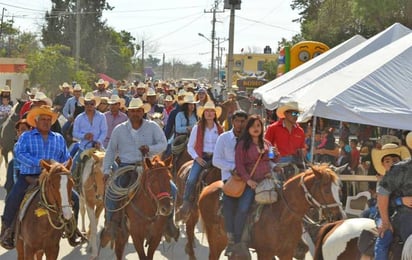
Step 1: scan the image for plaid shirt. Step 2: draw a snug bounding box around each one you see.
[14,128,70,175]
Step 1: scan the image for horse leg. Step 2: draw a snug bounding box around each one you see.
[23,244,36,260]
[114,222,129,260]
[86,204,98,258]
[207,224,227,260]
[185,211,199,260]
[79,196,86,233]
[129,233,147,260]
[16,238,24,260]
[44,246,59,260]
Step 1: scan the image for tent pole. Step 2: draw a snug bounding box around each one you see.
[310,116,317,163]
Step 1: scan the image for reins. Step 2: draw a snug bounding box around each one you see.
[39,171,76,237]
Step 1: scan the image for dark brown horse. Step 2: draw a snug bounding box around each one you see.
[113,156,174,260]
[16,159,74,260]
[174,160,221,260]
[199,164,345,260]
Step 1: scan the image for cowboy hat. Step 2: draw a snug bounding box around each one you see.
[276,101,303,118]
[182,93,199,104]
[1,85,11,92]
[136,83,147,89]
[164,95,175,102]
[197,101,222,118]
[406,132,412,150]
[79,92,101,107]
[26,105,58,127]
[59,82,73,91]
[95,79,109,88]
[371,143,411,175]
[72,84,83,92]
[146,88,157,97]
[30,92,53,106]
[118,85,129,91]
[177,89,187,97]
[26,87,39,96]
[184,83,195,91]
[127,98,151,113]
[107,94,125,108]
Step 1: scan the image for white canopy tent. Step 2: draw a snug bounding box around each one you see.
[253,34,366,101]
[287,32,412,131]
[254,23,411,111]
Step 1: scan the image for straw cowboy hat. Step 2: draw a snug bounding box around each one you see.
[59,82,73,91]
[197,101,222,118]
[276,100,303,118]
[371,143,411,175]
[26,105,58,127]
[177,89,187,97]
[118,85,129,91]
[182,93,199,104]
[1,85,11,92]
[95,79,109,88]
[79,92,101,107]
[164,95,175,102]
[127,98,150,113]
[407,132,412,151]
[30,92,53,106]
[107,94,125,108]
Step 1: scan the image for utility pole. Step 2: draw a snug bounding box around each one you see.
[0,8,6,49]
[162,53,165,80]
[216,37,227,82]
[204,0,223,84]
[75,0,80,72]
[141,40,145,80]
[225,0,241,92]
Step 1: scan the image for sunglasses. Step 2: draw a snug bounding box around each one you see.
[84,101,95,106]
[288,111,300,117]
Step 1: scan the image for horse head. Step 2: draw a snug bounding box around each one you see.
[40,159,74,221]
[141,156,173,216]
[302,164,346,222]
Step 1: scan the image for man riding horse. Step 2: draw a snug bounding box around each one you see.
[0,105,85,250]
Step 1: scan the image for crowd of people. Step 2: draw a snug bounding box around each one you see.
[0,78,411,259]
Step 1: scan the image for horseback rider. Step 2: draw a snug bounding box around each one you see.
[71,92,107,177]
[100,98,179,247]
[264,100,306,164]
[103,95,127,148]
[62,84,85,142]
[0,105,85,250]
[212,110,248,256]
[374,136,412,260]
[53,82,73,113]
[176,101,223,222]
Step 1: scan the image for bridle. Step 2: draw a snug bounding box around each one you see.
[39,171,76,236]
[143,166,173,216]
[281,173,344,224]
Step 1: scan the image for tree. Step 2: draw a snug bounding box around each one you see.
[26,44,95,97]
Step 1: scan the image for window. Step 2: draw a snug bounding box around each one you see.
[257,61,265,71]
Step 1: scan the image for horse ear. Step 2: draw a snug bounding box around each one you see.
[40,160,52,171]
[164,156,173,168]
[329,163,348,175]
[65,158,73,170]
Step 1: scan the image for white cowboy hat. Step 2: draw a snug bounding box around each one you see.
[177,89,187,97]
[59,82,73,91]
[30,92,53,106]
[136,83,147,89]
[107,94,125,108]
[276,101,303,119]
[164,95,175,102]
[182,93,199,104]
[406,132,412,150]
[1,85,11,92]
[95,79,109,88]
[197,101,222,118]
[26,87,39,96]
[79,92,101,107]
[146,88,157,97]
[127,98,151,113]
[26,105,58,127]
[118,85,129,91]
[73,84,83,92]
[371,143,411,175]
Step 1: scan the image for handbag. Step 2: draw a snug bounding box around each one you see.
[222,153,263,198]
[255,177,278,204]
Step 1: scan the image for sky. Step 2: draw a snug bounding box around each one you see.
[1,0,301,67]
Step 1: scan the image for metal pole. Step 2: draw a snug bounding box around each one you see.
[227,4,235,92]
[162,53,165,80]
[210,4,216,84]
[75,0,80,72]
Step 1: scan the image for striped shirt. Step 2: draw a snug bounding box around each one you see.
[14,128,70,175]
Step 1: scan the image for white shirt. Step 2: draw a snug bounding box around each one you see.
[187,123,219,160]
[212,129,237,181]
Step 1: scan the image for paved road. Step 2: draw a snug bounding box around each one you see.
[0,159,311,259]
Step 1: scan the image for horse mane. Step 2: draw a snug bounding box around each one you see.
[39,160,70,183]
[284,163,339,187]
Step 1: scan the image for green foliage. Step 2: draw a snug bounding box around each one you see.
[262,60,278,81]
[26,44,95,96]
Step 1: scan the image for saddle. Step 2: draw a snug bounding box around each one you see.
[179,163,214,203]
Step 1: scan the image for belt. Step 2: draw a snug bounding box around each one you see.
[119,162,143,167]
[203,152,213,158]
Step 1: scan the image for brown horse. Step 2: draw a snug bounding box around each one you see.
[174,160,221,260]
[16,159,74,260]
[218,99,237,125]
[78,148,105,259]
[112,156,174,260]
[199,164,345,260]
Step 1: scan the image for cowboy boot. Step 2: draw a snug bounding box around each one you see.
[68,227,88,247]
[0,221,14,250]
[163,215,180,242]
[224,232,235,256]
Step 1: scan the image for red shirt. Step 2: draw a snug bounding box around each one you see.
[235,140,271,183]
[19,101,32,119]
[264,118,305,157]
[351,148,360,170]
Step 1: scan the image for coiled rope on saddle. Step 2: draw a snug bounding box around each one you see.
[104,165,143,212]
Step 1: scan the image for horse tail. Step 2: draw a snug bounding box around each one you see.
[402,234,412,260]
[313,221,341,260]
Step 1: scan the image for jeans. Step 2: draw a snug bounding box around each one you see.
[223,193,239,234]
[279,156,293,163]
[71,147,84,176]
[182,156,211,202]
[374,227,393,260]
[234,186,254,243]
[4,159,14,198]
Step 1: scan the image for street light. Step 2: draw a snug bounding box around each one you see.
[198,32,215,83]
